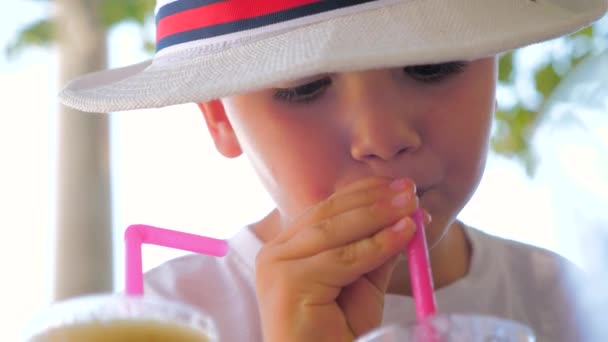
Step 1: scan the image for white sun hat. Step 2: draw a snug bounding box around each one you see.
[59,0,608,113]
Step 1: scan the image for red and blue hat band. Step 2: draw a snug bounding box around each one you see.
[155,0,396,52]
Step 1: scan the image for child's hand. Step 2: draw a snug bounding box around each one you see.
[255,177,421,342]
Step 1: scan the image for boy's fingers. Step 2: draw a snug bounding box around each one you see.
[336,176,400,195]
[276,196,418,259]
[422,208,432,225]
[303,217,416,289]
[273,181,388,244]
[275,177,415,244]
[319,177,415,220]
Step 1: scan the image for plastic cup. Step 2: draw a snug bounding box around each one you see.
[23,294,217,341]
[356,313,535,342]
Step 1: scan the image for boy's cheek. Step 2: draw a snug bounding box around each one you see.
[274,180,333,218]
[306,184,337,207]
[292,167,343,203]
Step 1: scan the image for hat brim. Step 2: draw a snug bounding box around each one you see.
[60,0,607,113]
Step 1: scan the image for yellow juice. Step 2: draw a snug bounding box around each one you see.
[29,319,210,342]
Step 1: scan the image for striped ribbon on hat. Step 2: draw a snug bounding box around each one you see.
[155,0,400,52]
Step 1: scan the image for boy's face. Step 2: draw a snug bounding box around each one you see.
[200,57,497,243]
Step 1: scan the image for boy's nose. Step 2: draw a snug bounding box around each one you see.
[350,118,421,161]
[347,80,422,162]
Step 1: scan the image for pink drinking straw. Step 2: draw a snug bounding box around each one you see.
[407,209,437,321]
[125,224,229,296]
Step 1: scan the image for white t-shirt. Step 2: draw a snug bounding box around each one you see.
[144,225,581,341]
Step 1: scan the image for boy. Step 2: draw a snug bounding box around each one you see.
[60,1,608,341]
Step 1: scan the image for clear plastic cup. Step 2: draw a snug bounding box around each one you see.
[357,313,535,342]
[23,294,217,341]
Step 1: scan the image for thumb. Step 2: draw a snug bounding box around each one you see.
[338,255,401,337]
[366,254,401,293]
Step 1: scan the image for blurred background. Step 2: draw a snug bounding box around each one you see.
[1,1,607,341]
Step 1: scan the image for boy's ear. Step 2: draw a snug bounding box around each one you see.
[197,100,242,158]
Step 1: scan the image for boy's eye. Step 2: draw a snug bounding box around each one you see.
[272,61,466,103]
[272,77,332,104]
[404,62,467,83]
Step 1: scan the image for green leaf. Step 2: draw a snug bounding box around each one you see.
[574,25,594,38]
[4,19,55,58]
[493,107,537,152]
[143,40,156,54]
[534,64,561,99]
[100,0,156,27]
[498,52,513,83]
[491,108,539,175]
[571,52,590,69]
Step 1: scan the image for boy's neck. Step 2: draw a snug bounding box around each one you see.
[251,209,282,243]
[251,210,472,297]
